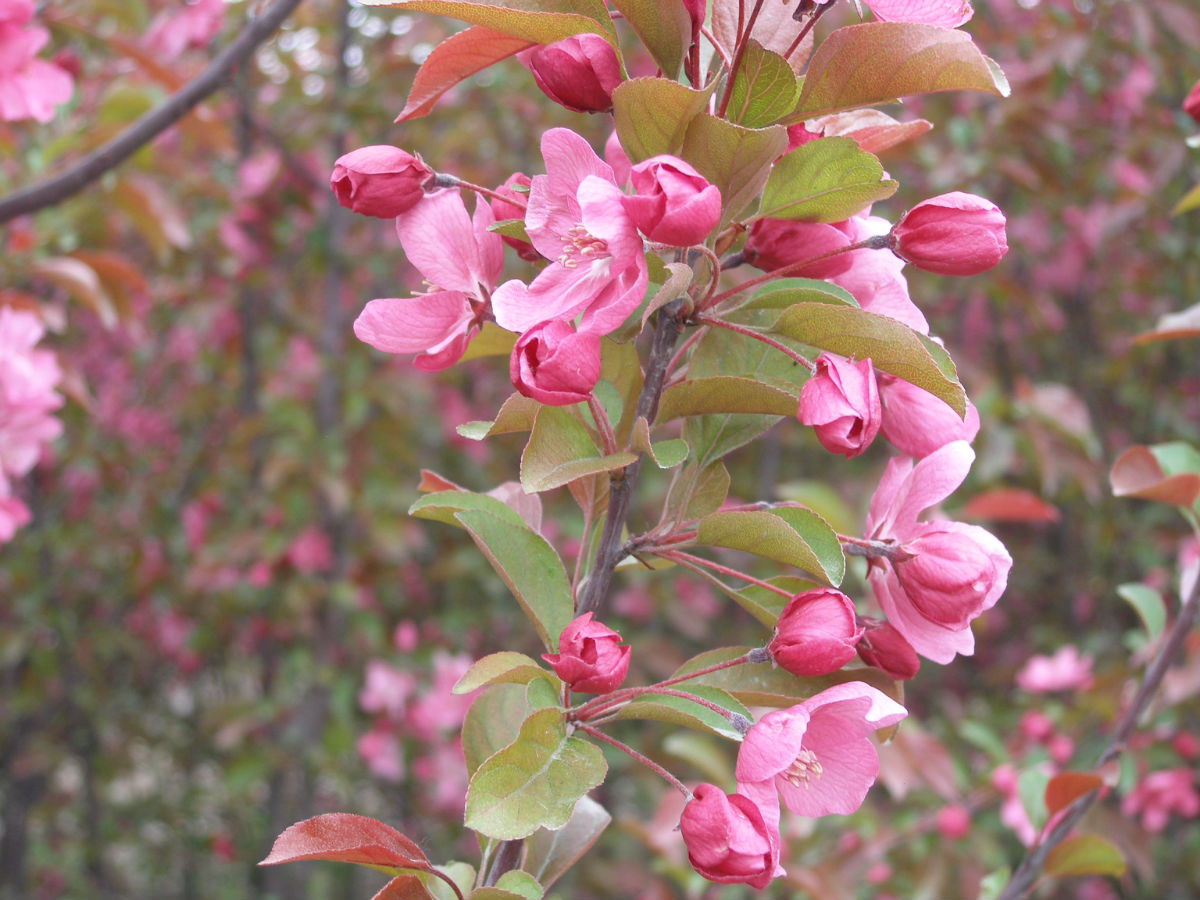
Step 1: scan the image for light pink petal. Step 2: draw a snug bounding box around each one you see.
[491,264,592,333]
[804,681,908,730]
[866,454,915,537]
[777,717,879,817]
[578,174,642,261]
[541,127,614,200]
[881,379,979,458]
[888,440,975,531]
[865,0,973,27]
[353,291,473,355]
[871,568,974,663]
[395,190,490,296]
[735,708,810,781]
[736,774,782,835]
[471,197,504,288]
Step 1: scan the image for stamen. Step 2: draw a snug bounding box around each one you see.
[557,223,608,268]
[781,748,823,790]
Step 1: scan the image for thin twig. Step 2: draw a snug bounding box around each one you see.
[0,0,306,224]
[996,573,1200,900]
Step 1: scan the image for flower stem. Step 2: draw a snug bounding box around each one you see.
[435,173,522,209]
[575,722,693,800]
[662,549,797,599]
[587,392,619,456]
[569,653,756,723]
[704,237,882,310]
[693,314,815,373]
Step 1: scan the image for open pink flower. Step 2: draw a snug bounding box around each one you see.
[864,0,973,28]
[0,13,73,123]
[1015,645,1094,693]
[736,682,907,829]
[679,784,783,889]
[491,128,647,337]
[353,189,502,371]
[879,374,979,458]
[865,442,1011,663]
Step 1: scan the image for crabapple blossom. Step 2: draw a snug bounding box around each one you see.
[767,588,865,676]
[520,34,622,113]
[623,155,721,246]
[890,192,1009,276]
[1185,78,1200,124]
[865,441,1011,663]
[864,0,973,28]
[542,612,630,694]
[491,128,648,336]
[509,320,602,406]
[0,1,73,123]
[736,682,907,830]
[797,353,881,458]
[330,146,435,218]
[353,189,502,371]
[142,0,225,60]
[1015,644,1095,693]
[855,617,921,680]
[678,784,783,889]
[1121,768,1200,832]
[879,374,980,458]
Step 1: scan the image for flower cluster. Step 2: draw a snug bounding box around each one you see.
[0,307,63,542]
[0,0,73,123]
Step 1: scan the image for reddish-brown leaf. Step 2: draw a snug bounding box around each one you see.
[960,488,1060,523]
[418,469,466,493]
[1045,772,1104,818]
[370,874,435,900]
[397,26,535,121]
[1110,446,1200,507]
[259,814,431,872]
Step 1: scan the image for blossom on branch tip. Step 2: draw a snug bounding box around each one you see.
[520,34,622,114]
[623,155,721,246]
[736,682,907,829]
[542,612,630,694]
[509,320,601,406]
[889,192,1008,276]
[797,353,881,458]
[768,588,864,676]
[330,146,435,219]
[679,784,784,889]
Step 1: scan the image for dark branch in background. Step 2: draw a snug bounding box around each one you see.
[996,572,1200,900]
[0,0,306,225]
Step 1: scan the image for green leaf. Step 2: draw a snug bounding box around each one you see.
[410,490,526,529]
[1172,182,1200,216]
[396,26,535,121]
[464,686,538,776]
[658,376,799,421]
[726,40,801,128]
[609,0,690,78]
[686,572,811,628]
[1017,766,1051,833]
[794,22,1009,119]
[1116,583,1166,641]
[770,303,967,417]
[1044,835,1127,879]
[612,77,714,162]
[697,507,845,585]
[524,797,610,891]
[521,406,638,493]
[670,647,902,708]
[454,652,553,694]
[458,394,541,440]
[616,685,752,740]
[470,889,528,900]
[494,870,544,900]
[680,114,788,226]
[739,277,859,312]
[465,708,607,840]
[686,414,783,469]
[628,417,689,469]
[361,0,617,45]
[759,137,898,222]
[977,868,1010,900]
[453,509,574,650]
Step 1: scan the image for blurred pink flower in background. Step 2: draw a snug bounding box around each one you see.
[1015,644,1095,693]
[142,0,226,60]
[0,0,73,122]
[1121,768,1200,832]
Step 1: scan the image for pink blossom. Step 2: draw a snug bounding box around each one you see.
[358,660,415,720]
[736,682,907,829]
[520,33,622,113]
[1121,768,1200,832]
[353,189,503,371]
[407,651,474,738]
[542,612,630,694]
[330,145,434,219]
[768,589,864,676]
[879,374,979,458]
[855,617,920,680]
[890,192,1009,276]
[0,494,31,542]
[491,128,647,337]
[992,763,1040,846]
[0,16,73,123]
[935,803,971,839]
[142,0,225,60]
[865,442,1011,663]
[623,155,721,246]
[285,527,333,575]
[509,320,601,406]
[357,726,405,782]
[1185,78,1200,125]
[1015,645,1094,693]
[412,737,469,816]
[489,172,538,260]
[679,784,783,889]
[797,353,881,458]
[864,0,973,28]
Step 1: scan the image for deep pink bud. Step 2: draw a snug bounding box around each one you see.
[330,146,434,218]
[744,218,857,278]
[542,612,630,693]
[893,525,1006,630]
[890,191,1008,276]
[856,618,920,680]
[510,320,601,406]
[797,353,881,458]
[1184,78,1200,125]
[623,155,721,246]
[935,804,971,840]
[521,34,622,113]
[768,588,864,676]
[489,172,538,261]
[679,784,782,889]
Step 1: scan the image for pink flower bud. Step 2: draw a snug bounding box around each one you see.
[510,320,601,406]
[890,191,1008,276]
[1184,78,1200,125]
[521,34,622,114]
[679,784,782,889]
[893,524,1007,630]
[489,172,538,261]
[330,146,434,218]
[797,353,881,458]
[855,617,920,680]
[744,218,858,278]
[623,155,721,246]
[935,804,971,840]
[768,588,864,676]
[542,612,630,693]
